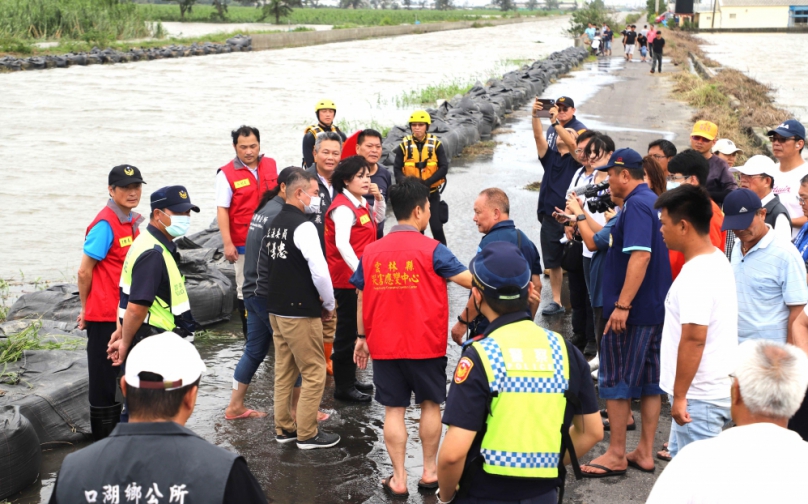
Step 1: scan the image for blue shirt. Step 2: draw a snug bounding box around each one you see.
[589,213,618,308]
[732,227,808,344]
[350,225,467,290]
[585,27,596,40]
[537,149,580,217]
[602,184,671,326]
[84,220,114,261]
[546,115,586,152]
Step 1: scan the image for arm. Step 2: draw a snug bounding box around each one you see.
[792,215,808,230]
[671,324,708,426]
[554,119,578,154]
[567,194,603,251]
[332,206,360,272]
[448,270,473,289]
[112,303,150,366]
[372,194,386,224]
[436,426,476,503]
[77,254,98,330]
[452,294,479,345]
[302,133,316,167]
[605,250,651,334]
[529,274,542,318]
[791,309,808,355]
[215,171,238,262]
[294,222,336,311]
[423,144,450,187]
[531,101,549,159]
[393,147,406,184]
[564,413,604,465]
[775,213,794,243]
[787,304,805,346]
[354,290,370,370]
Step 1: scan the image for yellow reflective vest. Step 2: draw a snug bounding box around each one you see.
[304,124,342,137]
[399,134,444,190]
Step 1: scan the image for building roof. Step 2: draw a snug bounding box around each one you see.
[720,0,797,6]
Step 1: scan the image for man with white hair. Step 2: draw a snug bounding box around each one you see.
[647,340,808,503]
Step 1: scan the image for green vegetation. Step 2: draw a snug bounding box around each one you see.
[0,280,9,323]
[262,0,302,24]
[338,119,393,138]
[566,0,617,36]
[395,77,476,107]
[625,12,642,25]
[0,321,84,368]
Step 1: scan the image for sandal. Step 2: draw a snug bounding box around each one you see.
[656,449,672,462]
[581,463,627,479]
[382,474,409,499]
[603,415,636,431]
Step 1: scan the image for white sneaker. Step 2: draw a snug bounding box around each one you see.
[588,353,599,372]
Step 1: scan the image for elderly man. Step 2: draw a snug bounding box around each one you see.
[647,339,808,503]
[732,155,791,242]
[723,189,808,346]
[689,121,738,205]
[770,120,808,238]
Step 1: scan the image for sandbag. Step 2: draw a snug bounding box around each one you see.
[0,319,86,339]
[7,284,80,324]
[177,249,235,327]
[0,350,90,443]
[0,406,42,500]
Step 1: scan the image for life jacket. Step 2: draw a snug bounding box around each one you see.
[471,321,570,479]
[217,156,278,247]
[361,229,448,359]
[325,193,377,289]
[119,231,190,332]
[84,203,143,322]
[400,134,444,190]
[304,123,342,137]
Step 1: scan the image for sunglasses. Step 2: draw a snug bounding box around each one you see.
[690,135,712,143]
[556,106,571,112]
[769,135,798,144]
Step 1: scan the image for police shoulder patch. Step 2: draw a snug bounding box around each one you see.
[454,357,474,384]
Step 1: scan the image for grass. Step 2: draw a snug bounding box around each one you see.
[395,78,477,107]
[524,181,542,191]
[0,321,85,386]
[338,119,393,138]
[461,140,499,157]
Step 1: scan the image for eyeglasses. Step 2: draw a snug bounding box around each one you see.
[798,196,808,205]
[556,106,571,113]
[666,174,689,182]
[739,173,764,180]
[650,154,669,161]
[770,135,798,144]
[575,148,584,154]
[690,135,712,143]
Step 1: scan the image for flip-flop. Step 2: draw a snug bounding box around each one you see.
[417,479,439,490]
[600,408,608,418]
[581,463,627,479]
[656,449,672,462]
[603,417,636,431]
[225,409,266,420]
[381,475,409,498]
[627,460,656,474]
[317,410,331,422]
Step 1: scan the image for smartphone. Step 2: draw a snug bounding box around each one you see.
[533,98,555,118]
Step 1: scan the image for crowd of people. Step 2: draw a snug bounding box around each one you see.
[584,22,666,73]
[57,90,808,504]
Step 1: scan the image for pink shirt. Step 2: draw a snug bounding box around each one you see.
[647,29,657,43]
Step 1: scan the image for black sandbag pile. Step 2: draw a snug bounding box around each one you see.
[177,248,236,327]
[7,284,82,326]
[379,46,589,167]
[0,406,42,500]
[0,35,252,73]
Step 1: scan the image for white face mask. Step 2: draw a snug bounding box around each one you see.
[300,192,321,214]
[666,181,681,191]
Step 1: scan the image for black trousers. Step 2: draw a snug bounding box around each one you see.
[86,321,119,407]
[568,264,595,344]
[789,397,808,440]
[428,191,447,246]
[333,288,358,366]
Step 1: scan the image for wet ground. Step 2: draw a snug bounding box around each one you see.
[13,52,689,503]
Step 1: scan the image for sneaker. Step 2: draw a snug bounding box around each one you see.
[297,430,341,450]
[275,429,298,444]
[541,301,565,316]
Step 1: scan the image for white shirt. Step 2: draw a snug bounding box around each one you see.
[772,160,808,238]
[647,423,808,504]
[290,220,335,312]
[329,190,386,272]
[761,192,793,243]
[566,167,602,259]
[318,173,334,199]
[215,167,258,208]
[661,249,738,401]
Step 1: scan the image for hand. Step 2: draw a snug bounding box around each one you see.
[223,243,238,263]
[564,226,574,241]
[321,307,335,322]
[604,207,617,222]
[549,106,559,123]
[108,326,122,349]
[532,98,543,115]
[353,338,370,370]
[604,306,629,335]
[451,321,467,346]
[77,310,86,330]
[567,193,584,216]
[553,207,571,223]
[108,338,129,367]
[369,183,382,201]
[528,282,541,306]
[671,397,691,426]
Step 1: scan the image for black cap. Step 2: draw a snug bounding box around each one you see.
[109,165,146,187]
[556,96,575,108]
[150,185,200,213]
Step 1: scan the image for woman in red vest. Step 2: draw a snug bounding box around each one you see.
[325,156,386,402]
[77,165,145,440]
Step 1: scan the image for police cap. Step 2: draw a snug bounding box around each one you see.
[470,241,531,300]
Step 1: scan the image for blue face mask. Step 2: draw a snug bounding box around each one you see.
[666,181,680,191]
[161,211,191,237]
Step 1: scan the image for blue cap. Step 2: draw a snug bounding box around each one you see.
[470,242,531,300]
[767,119,805,140]
[721,188,762,231]
[150,185,200,213]
[596,148,643,171]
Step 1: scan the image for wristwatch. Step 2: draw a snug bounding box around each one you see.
[552,120,561,127]
[357,334,366,339]
[576,214,587,222]
[457,316,470,325]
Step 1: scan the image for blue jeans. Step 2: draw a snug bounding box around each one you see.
[234,296,273,385]
[668,395,732,458]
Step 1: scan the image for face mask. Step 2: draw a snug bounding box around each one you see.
[666,181,680,190]
[160,211,191,237]
[300,192,321,214]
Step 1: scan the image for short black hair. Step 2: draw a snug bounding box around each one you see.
[668,149,710,188]
[583,133,615,160]
[258,166,304,210]
[126,372,200,420]
[357,129,383,146]
[231,125,260,145]
[654,184,713,236]
[648,139,677,158]
[390,177,429,221]
[480,287,529,316]
[332,156,370,195]
[577,129,600,146]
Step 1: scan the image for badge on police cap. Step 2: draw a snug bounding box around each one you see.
[454,357,474,384]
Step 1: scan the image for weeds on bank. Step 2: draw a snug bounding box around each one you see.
[461,140,499,157]
[395,78,477,107]
[338,119,393,138]
[0,321,83,369]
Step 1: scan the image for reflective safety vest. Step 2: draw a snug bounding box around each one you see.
[471,321,570,479]
[399,134,444,190]
[304,123,342,137]
[119,231,190,332]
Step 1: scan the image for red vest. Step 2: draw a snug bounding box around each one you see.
[218,156,278,247]
[84,205,142,322]
[325,193,377,289]
[361,230,449,359]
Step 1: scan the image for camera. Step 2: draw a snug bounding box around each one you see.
[583,180,610,198]
[587,193,616,214]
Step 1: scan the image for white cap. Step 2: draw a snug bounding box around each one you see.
[712,138,743,155]
[124,332,206,391]
[730,155,776,176]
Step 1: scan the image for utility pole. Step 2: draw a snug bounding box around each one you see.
[655,0,659,16]
[711,0,717,28]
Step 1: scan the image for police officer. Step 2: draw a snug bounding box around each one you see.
[216,125,278,338]
[450,188,543,345]
[436,242,603,504]
[108,186,199,368]
[393,110,450,246]
[49,332,268,504]
[302,99,348,167]
[78,165,145,439]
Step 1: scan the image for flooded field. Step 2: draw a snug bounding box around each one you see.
[0,16,572,282]
[700,33,808,122]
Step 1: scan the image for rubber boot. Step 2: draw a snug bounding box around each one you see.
[238,299,248,340]
[333,361,371,403]
[90,403,122,441]
[324,342,334,376]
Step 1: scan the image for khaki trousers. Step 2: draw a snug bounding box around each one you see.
[270,314,326,440]
[322,311,335,344]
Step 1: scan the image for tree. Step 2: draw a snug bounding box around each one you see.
[435,0,453,9]
[261,0,301,23]
[402,0,412,8]
[492,0,514,11]
[167,0,197,20]
[543,0,558,9]
[340,0,365,7]
[211,0,228,21]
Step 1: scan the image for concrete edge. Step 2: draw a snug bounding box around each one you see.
[697,27,808,34]
[687,51,716,80]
